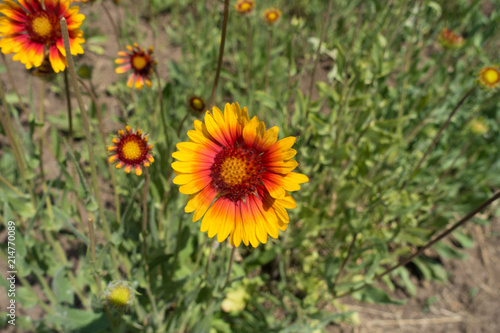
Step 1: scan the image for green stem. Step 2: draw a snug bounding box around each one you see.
[60,18,111,238]
[402,86,476,190]
[78,78,121,225]
[263,29,274,91]
[305,0,333,119]
[208,0,230,107]
[336,190,500,299]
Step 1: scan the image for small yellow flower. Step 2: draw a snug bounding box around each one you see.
[470,118,489,135]
[264,8,282,25]
[478,66,500,89]
[438,28,464,49]
[103,281,134,310]
[234,0,255,15]
[188,96,206,114]
[108,125,154,176]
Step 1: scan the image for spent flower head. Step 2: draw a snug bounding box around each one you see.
[172,103,308,247]
[438,28,464,49]
[478,66,500,89]
[115,43,156,89]
[108,125,154,176]
[0,0,85,72]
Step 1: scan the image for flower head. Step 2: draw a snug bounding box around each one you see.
[103,281,134,310]
[438,28,464,49]
[264,8,281,25]
[189,96,206,114]
[234,0,255,15]
[478,66,500,89]
[108,125,154,176]
[470,118,489,135]
[172,103,308,247]
[0,0,85,72]
[115,44,155,89]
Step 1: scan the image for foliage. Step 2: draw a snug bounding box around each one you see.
[0,0,499,332]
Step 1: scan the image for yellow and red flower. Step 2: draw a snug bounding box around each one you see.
[108,126,154,176]
[234,0,255,15]
[478,66,500,89]
[264,8,281,25]
[172,103,308,247]
[438,28,464,49]
[0,0,85,72]
[188,96,206,114]
[115,44,155,90]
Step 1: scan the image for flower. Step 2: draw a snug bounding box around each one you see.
[103,281,134,310]
[264,8,281,25]
[234,0,255,15]
[438,28,464,49]
[0,0,85,72]
[108,125,154,176]
[478,66,500,89]
[171,103,308,247]
[115,44,155,89]
[470,118,489,135]
[189,96,206,114]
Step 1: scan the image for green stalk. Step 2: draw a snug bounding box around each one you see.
[60,18,111,238]
[336,190,500,299]
[78,78,121,225]
[0,83,35,206]
[208,0,230,107]
[305,0,333,119]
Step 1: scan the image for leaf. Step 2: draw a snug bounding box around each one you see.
[353,285,406,305]
[52,268,74,304]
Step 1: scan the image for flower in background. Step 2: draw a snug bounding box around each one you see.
[188,96,206,115]
[470,118,489,136]
[103,281,135,310]
[438,28,464,49]
[108,126,154,176]
[172,103,308,247]
[0,0,85,72]
[234,0,255,15]
[115,44,155,90]
[264,8,282,25]
[478,66,500,89]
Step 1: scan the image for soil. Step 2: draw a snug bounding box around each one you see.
[1,1,499,333]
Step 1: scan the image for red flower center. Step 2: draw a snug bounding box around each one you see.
[117,134,148,165]
[28,11,60,44]
[211,146,264,202]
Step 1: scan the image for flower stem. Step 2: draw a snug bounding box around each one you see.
[335,190,500,299]
[246,16,252,89]
[331,232,358,296]
[78,79,121,225]
[208,0,230,107]
[0,82,35,205]
[63,70,74,150]
[263,29,274,91]
[1,53,28,115]
[305,0,333,119]
[60,18,111,238]
[402,86,476,190]
[223,246,237,290]
[87,217,102,298]
[101,2,121,49]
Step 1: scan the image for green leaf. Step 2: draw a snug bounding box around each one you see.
[353,285,406,305]
[52,268,74,304]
